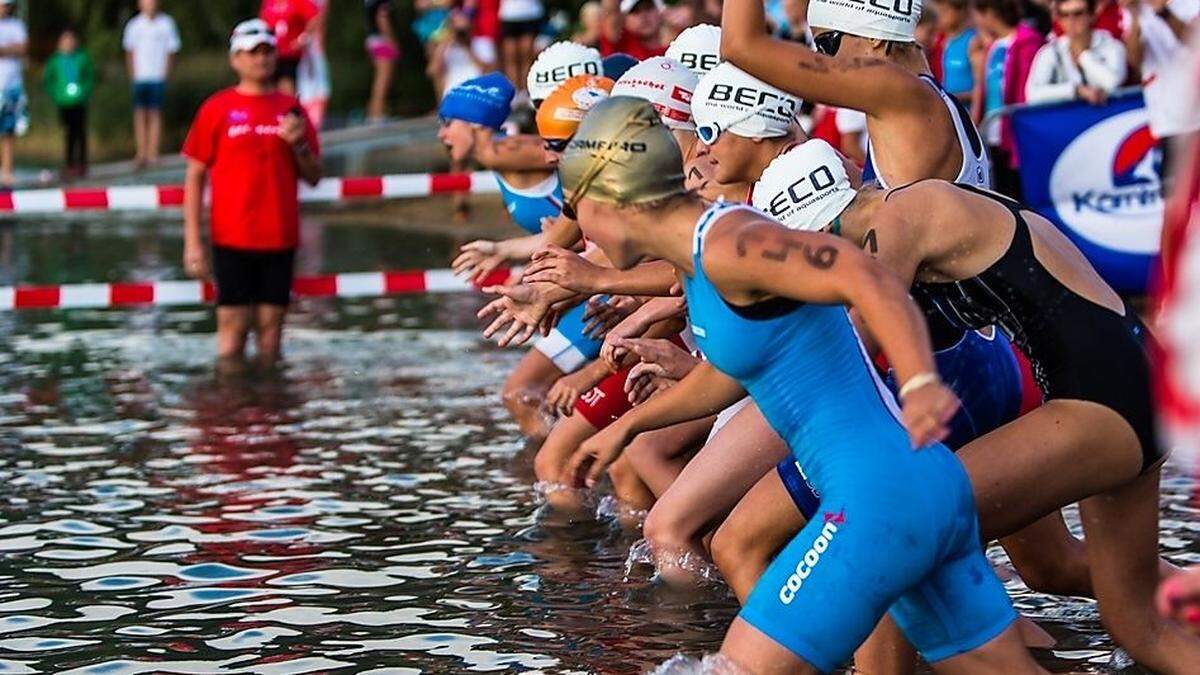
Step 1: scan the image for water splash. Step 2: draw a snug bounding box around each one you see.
[624,538,723,585]
[649,653,751,674]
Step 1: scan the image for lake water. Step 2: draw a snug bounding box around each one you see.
[0,211,1195,673]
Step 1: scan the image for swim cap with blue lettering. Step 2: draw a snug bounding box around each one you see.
[752,139,857,232]
[439,72,515,130]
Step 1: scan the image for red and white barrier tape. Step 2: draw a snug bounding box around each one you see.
[0,171,501,215]
[0,268,514,311]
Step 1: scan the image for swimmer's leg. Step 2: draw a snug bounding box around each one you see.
[606,454,656,529]
[643,403,787,586]
[960,400,1200,671]
[623,417,714,498]
[720,618,822,675]
[711,467,806,604]
[502,349,562,441]
[929,626,1046,674]
[216,306,253,361]
[1000,512,1093,597]
[533,412,599,517]
[1080,466,1200,674]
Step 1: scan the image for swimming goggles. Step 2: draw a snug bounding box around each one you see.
[695,102,773,146]
[543,137,570,153]
[813,31,845,57]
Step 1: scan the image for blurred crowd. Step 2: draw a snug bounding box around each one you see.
[0,0,1192,189]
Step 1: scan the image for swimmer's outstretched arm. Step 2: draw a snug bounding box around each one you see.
[704,217,958,447]
[719,0,926,115]
[471,128,555,172]
[565,361,747,487]
[524,250,677,296]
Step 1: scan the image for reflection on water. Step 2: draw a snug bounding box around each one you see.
[0,215,1194,673]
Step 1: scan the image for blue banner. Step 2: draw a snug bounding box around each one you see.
[1011,92,1163,294]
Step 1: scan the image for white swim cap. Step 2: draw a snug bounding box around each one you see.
[665,24,722,76]
[528,42,604,102]
[753,140,857,232]
[808,0,922,43]
[691,63,801,141]
[612,57,699,131]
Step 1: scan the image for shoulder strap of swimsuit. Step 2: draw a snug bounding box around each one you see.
[693,201,758,258]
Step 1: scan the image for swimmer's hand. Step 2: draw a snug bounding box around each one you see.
[478,283,557,345]
[625,362,677,404]
[900,381,960,448]
[453,240,505,283]
[523,245,602,293]
[1157,568,1200,634]
[622,338,698,381]
[564,422,631,489]
[546,370,594,417]
[582,295,638,339]
[183,240,211,282]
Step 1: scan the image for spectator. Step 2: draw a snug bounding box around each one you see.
[428,10,497,98]
[776,0,812,44]
[574,1,604,47]
[600,0,667,59]
[42,28,94,180]
[1122,0,1200,173]
[1023,0,1058,33]
[1026,0,1127,104]
[365,0,399,122]
[1091,0,1127,36]
[0,0,24,190]
[931,0,981,103]
[974,0,1045,198]
[122,0,180,169]
[917,3,941,50]
[260,0,321,96]
[498,0,544,96]
[181,19,322,364]
[296,0,329,129]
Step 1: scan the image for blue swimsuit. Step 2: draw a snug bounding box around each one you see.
[686,203,1015,672]
[493,171,605,373]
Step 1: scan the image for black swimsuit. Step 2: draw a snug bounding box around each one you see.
[910,183,1163,471]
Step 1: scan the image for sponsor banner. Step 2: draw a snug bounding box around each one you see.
[1012,92,1164,294]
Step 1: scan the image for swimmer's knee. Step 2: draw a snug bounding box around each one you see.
[643,505,691,552]
[606,456,638,491]
[711,517,762,578]
[533,446,564,483]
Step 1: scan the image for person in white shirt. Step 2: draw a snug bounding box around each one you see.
[122,0,181,168]
[1121,0,1199,172]
[1026,0,1128,105]
[0,0,26,189]
[427,9,497,98]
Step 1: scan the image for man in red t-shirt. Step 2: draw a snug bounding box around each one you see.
[259,0,321,95]
[599,0,667,59]
[182,19,322,363]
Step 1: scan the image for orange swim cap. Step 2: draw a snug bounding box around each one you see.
[536,74,615,141]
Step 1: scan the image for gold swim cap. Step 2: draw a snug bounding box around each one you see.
[559,96,686,209]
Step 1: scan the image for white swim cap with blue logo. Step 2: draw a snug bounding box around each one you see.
[666,24,722,76]
[753,139,857,231]
[528,42,604,102]
[612,57,699,131]
[691,62,801,139]
[808,0,922,42]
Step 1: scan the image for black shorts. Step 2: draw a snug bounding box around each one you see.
[212,245,296,307]
[500,19,542,38]
[274,57,301,83]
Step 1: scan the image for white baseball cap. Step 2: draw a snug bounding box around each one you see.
[612,57,698,131]
[666,24,722,76]
[808,0,923,43]
[619,0,665,13]
[528,42,604,103]
[691,62,801,142]
[230,19,277,54]
[752,140,857,232]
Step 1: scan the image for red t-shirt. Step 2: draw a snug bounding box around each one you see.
[260,0,320,59]
[182,88,320,251]
[473,0,501,40]
[599,32,666,60]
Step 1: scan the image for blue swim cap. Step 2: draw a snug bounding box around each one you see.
[439,72,515,130]
[602,53,639,81]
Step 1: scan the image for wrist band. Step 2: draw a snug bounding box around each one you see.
[899,372,940,401]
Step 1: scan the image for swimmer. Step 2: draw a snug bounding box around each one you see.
[721,0,989,188]
[665,23,722,77]
[560,96,1045,675]
[715,139,1200,674]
